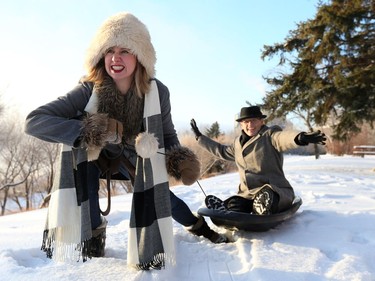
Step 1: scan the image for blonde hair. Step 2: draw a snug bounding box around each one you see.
[84,59,151,97]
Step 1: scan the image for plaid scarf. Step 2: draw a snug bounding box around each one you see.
[41,80,175,269]
[41,145,92,262]
[127,81,175,269]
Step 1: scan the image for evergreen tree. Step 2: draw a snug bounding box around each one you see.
[205,121,222,138]
[261,0,374,140]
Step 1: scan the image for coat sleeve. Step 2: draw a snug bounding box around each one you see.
[24,81,93,147]
[198,135,236,161]
[155,79,180,150]
[268,126,300,152]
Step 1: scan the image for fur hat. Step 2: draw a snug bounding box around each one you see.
[84,12,156,77]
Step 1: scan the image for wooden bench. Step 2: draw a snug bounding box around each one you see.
[353,145,375,157]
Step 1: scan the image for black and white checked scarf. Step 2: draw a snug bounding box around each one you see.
[41,80,175,269]
[127,80,175,269]
[41,144,92,262]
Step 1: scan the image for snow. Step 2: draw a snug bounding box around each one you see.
[1,154,375,281]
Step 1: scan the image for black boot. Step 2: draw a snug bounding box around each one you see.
[252,187,279,215]
[88,217,107,257]
[187,215,228,243]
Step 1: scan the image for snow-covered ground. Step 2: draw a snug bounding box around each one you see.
[1,154,375,281]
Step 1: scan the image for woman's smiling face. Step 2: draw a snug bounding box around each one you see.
[104,46,137,83]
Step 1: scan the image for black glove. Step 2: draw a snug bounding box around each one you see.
[190,119,202,140]
[296,130,326,146]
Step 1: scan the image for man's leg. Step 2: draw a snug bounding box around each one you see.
[224,195,253,213]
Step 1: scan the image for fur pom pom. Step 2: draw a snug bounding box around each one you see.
[135,132,159,158]
[166,146,201,185]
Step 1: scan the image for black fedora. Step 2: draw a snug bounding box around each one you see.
[236,106,267,122]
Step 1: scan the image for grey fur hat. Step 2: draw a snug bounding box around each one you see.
[84,12,156,77]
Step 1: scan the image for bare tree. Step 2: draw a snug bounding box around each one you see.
[0,118,27,214]
[0,112,52,214]
[0,89,61,214]
[37,142,60,208]
[15,135,46,210]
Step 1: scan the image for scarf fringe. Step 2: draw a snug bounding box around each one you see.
[41,229,90,262]
[135,253,175,271]
[41,229,54,259]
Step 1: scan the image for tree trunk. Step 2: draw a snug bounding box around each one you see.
[314,143,320,159]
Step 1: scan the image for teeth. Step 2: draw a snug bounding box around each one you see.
[112,66,124,71]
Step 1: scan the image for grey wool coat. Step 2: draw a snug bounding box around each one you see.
[198,125,300,211]
[25,78,179,152]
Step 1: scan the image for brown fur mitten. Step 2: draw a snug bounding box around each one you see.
[106,118,123,144]
[82,113,123,147]
[166,146,201,185]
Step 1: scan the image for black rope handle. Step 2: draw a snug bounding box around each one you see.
[100,172,111,216]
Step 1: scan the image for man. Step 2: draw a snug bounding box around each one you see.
[191,106,326,215]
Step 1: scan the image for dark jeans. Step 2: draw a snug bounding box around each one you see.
[169,190,198,226]
[87,162,198,229]
[87,162,102,229]
[224,195,253,213]
[224,191,280,213]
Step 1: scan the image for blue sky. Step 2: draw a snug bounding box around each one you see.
[0,0,319,132]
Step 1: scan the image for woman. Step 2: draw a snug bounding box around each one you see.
[25,12,227,270]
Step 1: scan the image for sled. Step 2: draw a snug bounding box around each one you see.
[197,196,302,232]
